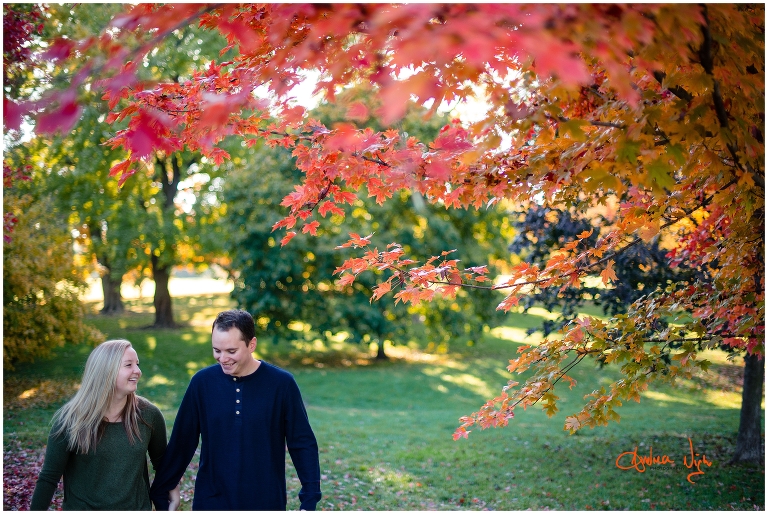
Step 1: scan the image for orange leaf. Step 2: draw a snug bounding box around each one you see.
[318,201,343,218]
[337,274,356,287]
[600,260,618,286]
[302,220,320,235]
[280,231,297,247]
[117,168,136,188]
[334,191,358,205]
[452,427,470,441]
[371,281,392,302]
[272,216,297,231]
[335,233,373,249]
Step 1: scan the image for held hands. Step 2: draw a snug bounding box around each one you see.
[168,485,181,511]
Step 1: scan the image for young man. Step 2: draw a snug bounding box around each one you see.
[150,309,321,510]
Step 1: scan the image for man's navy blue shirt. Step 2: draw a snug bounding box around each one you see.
[150,361,321,510]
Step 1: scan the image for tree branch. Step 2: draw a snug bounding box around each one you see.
[352,152,392,168]
[548,114,626,130]
[652,71,694,103]
[120,5,223,76]
[525,353,588,409]
[696,4,762,189]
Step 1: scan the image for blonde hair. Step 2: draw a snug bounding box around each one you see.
[51,340,148,454]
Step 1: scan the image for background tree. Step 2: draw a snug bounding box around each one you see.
[104,12,237,327]
[507,204,764,463]
[15,3,764,462]
[2,4,101,368]
[2,165,103,369]
[19,95,147,315]
[7,4,236,326]
[219,90,510,358]
[41,4,140,315]
[508,204,700,337]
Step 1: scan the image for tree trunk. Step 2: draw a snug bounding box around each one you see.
[90,222,125,315]
[100,272,125,315]
[145,154,187,329]
[731,353,765,464]
[151,255,176,328]
[375,339,388,360]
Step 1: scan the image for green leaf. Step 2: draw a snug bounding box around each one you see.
[583,164,618,193]
[559,119,588,141]
[616,139,641,164]
[666,144,686,165]
[646,158,676,191]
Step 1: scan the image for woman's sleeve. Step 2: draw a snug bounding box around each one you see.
[29,427,70,510]
[146,404,168,472]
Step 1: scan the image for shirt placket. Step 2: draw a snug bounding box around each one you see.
[233,376,243,426]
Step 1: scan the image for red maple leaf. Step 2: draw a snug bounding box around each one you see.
[3,97,24,131]
[125,110,168,159]
[346,101,369,121]
[36,92,82,135]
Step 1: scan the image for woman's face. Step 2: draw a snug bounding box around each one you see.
[115,346,142,398]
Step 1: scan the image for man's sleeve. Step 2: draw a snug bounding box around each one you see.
[149,378,202,511]
[285,378,322,511]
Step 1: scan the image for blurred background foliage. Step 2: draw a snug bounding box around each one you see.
[216,85,513,358]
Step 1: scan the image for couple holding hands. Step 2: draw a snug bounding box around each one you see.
[30,310,322,511]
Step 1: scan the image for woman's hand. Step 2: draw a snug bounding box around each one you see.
[168,485,181,511]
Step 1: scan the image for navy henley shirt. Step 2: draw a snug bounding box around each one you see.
[149,361,321,510]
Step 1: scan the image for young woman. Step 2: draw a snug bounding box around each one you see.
[30,340,180,510]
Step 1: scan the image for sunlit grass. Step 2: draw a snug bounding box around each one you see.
[642,390,698,406]
[703,390,745,409]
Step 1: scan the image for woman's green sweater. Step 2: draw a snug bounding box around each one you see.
[29,397,167,511]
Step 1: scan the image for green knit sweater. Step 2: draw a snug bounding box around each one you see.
[30,397,167,511]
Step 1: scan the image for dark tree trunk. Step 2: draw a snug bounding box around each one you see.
[89,223,125,315]
[731,353,765,464]
[151,254,176,328]
[375,339,388,360]
[100,272,125,315]
[146,153,189,329]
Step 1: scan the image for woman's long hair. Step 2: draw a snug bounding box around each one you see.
[51,340,147,454]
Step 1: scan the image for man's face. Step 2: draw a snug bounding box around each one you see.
[212,327,257,377]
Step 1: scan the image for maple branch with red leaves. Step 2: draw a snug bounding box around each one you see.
[97,5,224,97]
[351,152,392,168]
[115,5,223,74]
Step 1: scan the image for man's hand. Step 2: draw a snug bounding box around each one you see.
[168,485,181,511]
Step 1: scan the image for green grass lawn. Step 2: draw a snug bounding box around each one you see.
[3,294,764,510]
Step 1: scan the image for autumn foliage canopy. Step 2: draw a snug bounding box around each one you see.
[7,4,764,439]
